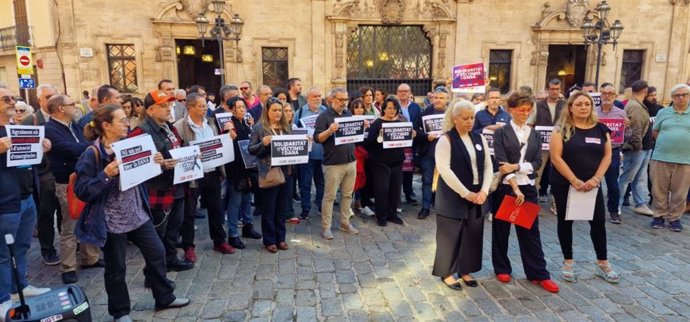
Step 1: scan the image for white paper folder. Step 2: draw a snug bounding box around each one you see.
[565,186,597,221]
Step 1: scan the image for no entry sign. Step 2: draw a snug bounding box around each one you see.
[15,46,33,75]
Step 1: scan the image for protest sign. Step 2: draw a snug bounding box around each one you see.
[591,92,602,110]
[451,63,486,93]
[237,140,258,169]
[169,146,203,184]
[535,126,554,150]
[215,112,233,131]
[299,114,319,129]
[190,134,234,171]
[382,122,413,149]
[271,135,309,166]
[600,118,626,145]
[422,114,444,135]
[5,125,44,167]
[482,128,495,155]
[292,128,313,152]
[334,116,365,145]
[111,134,162,191]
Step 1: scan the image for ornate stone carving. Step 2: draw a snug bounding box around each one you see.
[566,0,590,27]
[436,31,448,75]
[181,0,209,18]
[379,0,405,24]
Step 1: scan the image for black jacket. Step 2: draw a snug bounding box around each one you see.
[493,124,542,183]
[534,99,565,126]
[45,119,90,184]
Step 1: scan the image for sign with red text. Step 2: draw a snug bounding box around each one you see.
[600,118,626,145]
[451,63,485,93]
[334,116,366,145]
[382,122,413,149]
[169,146,203,184]
[111,134,161,191]
[6,125,44,167]
[190,134,234,171]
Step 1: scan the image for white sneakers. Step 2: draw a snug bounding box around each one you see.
[0,299,13,322]
[339,223,359,235]
[361,206,375,217]
[633,204,654,216]
[322,229,334,240]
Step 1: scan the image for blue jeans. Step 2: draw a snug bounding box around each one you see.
[618,149,652,208]
[604,147,621,213]
[298,159,324,213]
[226,182,252,237]
[420,155,435,210]
[0,197,37,302]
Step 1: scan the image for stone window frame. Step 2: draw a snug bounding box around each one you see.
[612,42,653,93]
[106,43,139,93]
[482,41,522,94]
[251,38,296,89]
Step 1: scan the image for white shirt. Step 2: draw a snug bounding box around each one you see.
[503,120,535,186]
[435,133,493,198]
[187,116,215,173]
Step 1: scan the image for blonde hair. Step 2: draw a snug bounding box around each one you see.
[442,99,474,132]
[556,91,599,142]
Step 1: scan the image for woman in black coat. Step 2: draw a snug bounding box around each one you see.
[432,100,492,290]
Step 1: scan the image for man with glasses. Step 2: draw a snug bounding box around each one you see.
[397,83,422,205]
[45,94,103,284]
[415,86,450,219]
[171,89,187,123]
[650,84,690,232]
[240,81,260,110]
[314,88,359,239]
[596,83,629,224]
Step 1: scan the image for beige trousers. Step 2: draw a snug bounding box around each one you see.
[321,161,356,230]
[56,183,101,272]
[650,160,690,222]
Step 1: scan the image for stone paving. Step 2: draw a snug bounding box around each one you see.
[23,185,690,321]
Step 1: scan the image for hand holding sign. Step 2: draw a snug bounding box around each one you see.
[104,159,121,177]
[41,138,52,153]
[0,137,11,154]
[262,135,272,146]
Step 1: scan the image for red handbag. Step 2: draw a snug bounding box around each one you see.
[67,146,99,220]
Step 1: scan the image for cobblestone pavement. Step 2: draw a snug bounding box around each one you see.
[23,187,690,321]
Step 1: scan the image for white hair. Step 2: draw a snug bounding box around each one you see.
[442,99,474,132]
[670,83,690,96]
[15,101,33,113]
[36,84,58,98]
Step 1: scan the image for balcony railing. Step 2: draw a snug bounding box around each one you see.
[0,25,33,51]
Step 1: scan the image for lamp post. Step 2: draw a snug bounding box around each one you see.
[194,0,244,85]
[581,0,623,88]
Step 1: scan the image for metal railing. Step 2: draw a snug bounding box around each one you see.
[0,25,33,51]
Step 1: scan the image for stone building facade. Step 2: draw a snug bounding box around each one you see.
[0,0,689,102]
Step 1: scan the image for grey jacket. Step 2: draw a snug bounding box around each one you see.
[623,98,650,151]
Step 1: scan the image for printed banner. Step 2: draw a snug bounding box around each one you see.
[190,134,234,171]
[6,125,44,167]
[292,128,313,152]
[535,126,554,150]
[422,114,444,135]
[451,63,485,93]
[600,118,625,145]
[299,114,319,129]
[382,122,413,149]
[237,140,258,169]
[334,116,365,145]
[590,92,602,110]
[482,128,495,155]
[169,146,203,184]
[215,112,233,131]
[111,134,162,191]
[271,135,309,166]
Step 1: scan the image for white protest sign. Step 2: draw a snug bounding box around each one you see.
[190,134,234,171]
[334,116,365,145]
[215,112,233,131]
[6,125,44,167]
[111,134,162,191]
[271,135,309,166]
[481,128,495,155]
[299,114,319,129]
[590,92,602,110]
[422,114,444,135]
[237,140,258,169]
[169,146,203,184]
[535,126,554,150]
[382,122,413,149]
[292,128,313,152]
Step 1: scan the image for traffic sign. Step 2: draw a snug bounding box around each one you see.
[19,78,36,89]
[15,46,33,75]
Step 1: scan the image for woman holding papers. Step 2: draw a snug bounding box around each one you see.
[491,91,559,293]
[550,91,618,284]
[249,98,293,253]
[365,97,414,226]
[74,104,190,321]
[432,100,492,290]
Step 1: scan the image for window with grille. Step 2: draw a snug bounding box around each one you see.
[620,50,644,92]
[262,47,289,89]
[106,44,138,93]
[347,25,432,97]
[489,50,512,94]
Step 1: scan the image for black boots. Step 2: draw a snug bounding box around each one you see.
[242,223,262,239]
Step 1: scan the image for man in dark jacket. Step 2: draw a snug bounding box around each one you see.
[130,89,195,272]
[45,94,103,284]
[397,83,422,205]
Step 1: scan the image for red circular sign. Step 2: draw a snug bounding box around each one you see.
[19,56,30,66]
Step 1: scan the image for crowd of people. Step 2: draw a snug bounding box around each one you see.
[0,75,689,321]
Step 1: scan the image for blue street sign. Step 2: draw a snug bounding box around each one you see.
[19,78,35,89]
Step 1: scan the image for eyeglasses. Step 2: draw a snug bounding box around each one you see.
[601,92,616,96]
[177,99,186,102]
[434,86,449,94]
[672,93,689,99]
[1,96,17,104]
[15,109,27,114]
[333,97,349,103]
[240,87,249,90]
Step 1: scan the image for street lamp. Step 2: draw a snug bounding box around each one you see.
[581,0,623,88]
[194,0,243,85]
